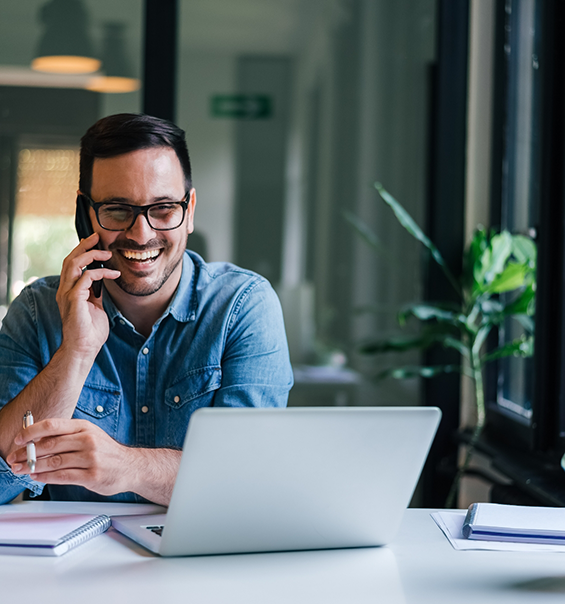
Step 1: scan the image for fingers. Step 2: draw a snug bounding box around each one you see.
[60,236,114,290]
[13,418,89,446]
[73,268,121,301]
[6,418,127,495]
[10,447,84,476]
[57,235,120,311]
[8,419,97,475]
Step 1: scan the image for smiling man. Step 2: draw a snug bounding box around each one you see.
[0,113,293,505]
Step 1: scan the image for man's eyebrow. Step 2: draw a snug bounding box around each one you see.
[97,195,179,204]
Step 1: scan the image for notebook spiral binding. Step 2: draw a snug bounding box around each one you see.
[59,515,111,551]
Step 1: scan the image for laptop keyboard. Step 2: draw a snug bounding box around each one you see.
[145,525,164,537]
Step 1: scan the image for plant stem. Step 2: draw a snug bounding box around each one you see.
[444,349,486,508]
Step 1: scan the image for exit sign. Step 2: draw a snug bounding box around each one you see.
[211,94,272,119]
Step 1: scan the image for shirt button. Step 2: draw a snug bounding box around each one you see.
[119,319,125,325]
[142,347,149,355]
[174,395,180,403]
[141,406,149,414]
[96,405,104,413]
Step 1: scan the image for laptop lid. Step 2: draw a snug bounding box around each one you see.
[128,406,439,556]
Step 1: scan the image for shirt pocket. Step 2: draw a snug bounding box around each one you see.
[73,383,121,439]
[164,365,222,445]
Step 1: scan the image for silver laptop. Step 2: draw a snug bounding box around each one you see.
[112,406,441,556]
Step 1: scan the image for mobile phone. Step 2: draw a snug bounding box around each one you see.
[75,195,103,298]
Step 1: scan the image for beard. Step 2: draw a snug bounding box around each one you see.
[106,237,185,297]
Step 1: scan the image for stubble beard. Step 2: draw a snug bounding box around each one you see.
[107,238,184,297]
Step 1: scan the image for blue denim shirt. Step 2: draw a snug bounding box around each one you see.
[0,251,292,504]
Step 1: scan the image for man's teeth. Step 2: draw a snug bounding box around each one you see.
[121,249,160,261]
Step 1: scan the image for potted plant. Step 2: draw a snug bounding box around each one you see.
[345,183,536,507]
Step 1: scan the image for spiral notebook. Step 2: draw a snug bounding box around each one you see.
[0,512,111,556]
[462,503,565,544]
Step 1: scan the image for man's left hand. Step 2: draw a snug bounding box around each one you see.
[7,418,135,496]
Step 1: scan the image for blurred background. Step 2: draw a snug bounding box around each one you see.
[0,0,437,408]
[5,1,555,508]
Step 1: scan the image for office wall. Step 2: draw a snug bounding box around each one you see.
[234,56,293,283]
[283,0,437,405]
[176,52,236,263]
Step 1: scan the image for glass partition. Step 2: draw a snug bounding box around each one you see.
[0,0,143,303]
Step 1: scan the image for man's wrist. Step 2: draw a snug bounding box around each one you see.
[56,340,99,376]
[124,446,182,506]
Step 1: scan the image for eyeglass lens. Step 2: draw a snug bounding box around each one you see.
[98,203,185,230]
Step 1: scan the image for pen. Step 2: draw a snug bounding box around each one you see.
[23,411,36,473]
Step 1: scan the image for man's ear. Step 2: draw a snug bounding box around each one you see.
[186,188,197,234]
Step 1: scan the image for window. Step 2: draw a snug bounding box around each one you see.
[487,0,565,465]
[493,0,541,422]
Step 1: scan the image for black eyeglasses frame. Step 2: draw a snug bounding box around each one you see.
[79,193,190,232]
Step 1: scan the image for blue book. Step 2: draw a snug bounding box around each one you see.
[463,503,565,545]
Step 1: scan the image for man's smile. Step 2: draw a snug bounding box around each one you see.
[119,249,161,262]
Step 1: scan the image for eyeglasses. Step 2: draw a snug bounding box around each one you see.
[81,194,189,231]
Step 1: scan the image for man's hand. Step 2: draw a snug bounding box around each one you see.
[7,418,182,505]
[7,418,132,496]
[0,235,121,460]
[57,233,120,361]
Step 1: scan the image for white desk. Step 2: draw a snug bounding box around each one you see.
[2,502,565,604]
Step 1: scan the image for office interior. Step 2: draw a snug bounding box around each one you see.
[1,0,565,510]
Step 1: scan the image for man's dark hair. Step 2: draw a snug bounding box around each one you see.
[79,113,192,196]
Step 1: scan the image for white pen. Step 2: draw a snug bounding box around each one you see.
[23,411,36,473]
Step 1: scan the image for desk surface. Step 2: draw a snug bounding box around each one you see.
[2,502,565,604]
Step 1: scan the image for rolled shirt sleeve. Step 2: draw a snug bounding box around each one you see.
[0,285,54,503]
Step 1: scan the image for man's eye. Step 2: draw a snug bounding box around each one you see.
[101,205,131,220]
[150,204,176,216]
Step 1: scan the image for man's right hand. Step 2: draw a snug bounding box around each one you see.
[56,233,120,361]
[0,234,120,461]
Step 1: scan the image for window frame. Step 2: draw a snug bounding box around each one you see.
[485,0,565,461]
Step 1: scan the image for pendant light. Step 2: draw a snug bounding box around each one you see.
[86,22,140,93]
[32,0,100,74]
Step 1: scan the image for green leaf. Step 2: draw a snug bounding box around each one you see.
[479,299,505,316]
[463,227,488,288]
[358,323,463,356]
[481,336,534,364]
[512,235,537,267]
[502,284,535,316]
[467,227,489,265]
[442,336,470,358]
[375,183,461,296]
[398,303,466,327]
[483,231,513,283]
[485,262,528,294]
[377,364,462,380]
[359,334,433,355]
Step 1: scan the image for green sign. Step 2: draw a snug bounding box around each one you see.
[211,94,272,119]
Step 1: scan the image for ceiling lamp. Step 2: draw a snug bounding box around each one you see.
[32,0,100,74]
[86,22,140,93]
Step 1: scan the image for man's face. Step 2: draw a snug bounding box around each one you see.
[89,147,195,297]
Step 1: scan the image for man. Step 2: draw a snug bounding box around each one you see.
[0,113,293,505]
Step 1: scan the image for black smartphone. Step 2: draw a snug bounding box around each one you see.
[75,195,103,298]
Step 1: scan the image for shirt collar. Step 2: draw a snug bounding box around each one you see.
[168,251,197,323]
[104,251,197,327]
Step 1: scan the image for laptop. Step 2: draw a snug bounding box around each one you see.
[112,406,441,556]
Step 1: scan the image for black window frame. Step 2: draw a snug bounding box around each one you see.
[485,0,565,465]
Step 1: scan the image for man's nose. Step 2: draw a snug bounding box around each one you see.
[126,213,155,243]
